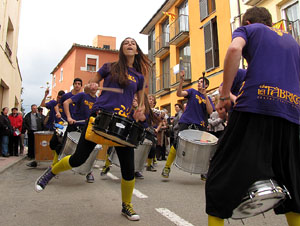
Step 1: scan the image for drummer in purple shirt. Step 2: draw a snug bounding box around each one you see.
[162,70,214,178]
[35,37,149,221]
[205,7,300,226]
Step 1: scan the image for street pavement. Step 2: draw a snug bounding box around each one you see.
[0,157,288,226]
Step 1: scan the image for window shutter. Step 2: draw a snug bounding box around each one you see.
[87,58,96,66]
[200,0,208,21]
[204,20,214,71]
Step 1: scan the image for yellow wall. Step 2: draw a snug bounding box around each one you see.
[153,0,232,115]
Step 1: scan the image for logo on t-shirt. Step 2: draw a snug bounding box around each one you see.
[84,100,94,110]
[128,74,137,83]
[195,94,206,105]
[114,105,130,118]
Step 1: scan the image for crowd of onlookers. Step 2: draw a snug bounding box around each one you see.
[0,105,46,158]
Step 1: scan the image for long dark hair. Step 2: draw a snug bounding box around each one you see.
[110,37,151,87]
[143,94,161,126]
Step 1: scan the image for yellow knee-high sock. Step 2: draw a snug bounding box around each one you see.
[208,215,224,226]
[51,151,59,167]
[121,178,135,204]
[51,155,72,175]
[104,154,111,167]
[286,212,300,226]
[147,158,153,167]
[165,145,176,168]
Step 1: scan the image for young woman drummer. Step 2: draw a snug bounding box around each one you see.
[34,37,151,221]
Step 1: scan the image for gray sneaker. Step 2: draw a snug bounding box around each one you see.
[121,202,140,221]
[86,172,95,183]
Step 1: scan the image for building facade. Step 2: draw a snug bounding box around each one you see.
[140,0,232,115]
[0,0,22,110]
[51,36,119,98]
[230,0,300,45]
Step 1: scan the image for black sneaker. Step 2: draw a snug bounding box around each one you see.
[86,172,94,183]
[100,165,110,176]
[35,167,55,192]
[146,165,157,172]
[121,202,140,221]
[134,172,144,179]
[26,161,38,168]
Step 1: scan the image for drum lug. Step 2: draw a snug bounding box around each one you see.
[282,184,291,199]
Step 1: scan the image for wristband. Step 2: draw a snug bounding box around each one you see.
[219,96,230,101]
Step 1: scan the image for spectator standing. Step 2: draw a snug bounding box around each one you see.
[0,107,13,157]
[8,107,23,156]
[23,104,44,159]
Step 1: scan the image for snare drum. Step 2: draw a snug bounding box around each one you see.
[232,179,289,219]
[34,131,54,161]
[175,130,218,174]
[108,139,152,172]
[93,111,145,147]
[59,132,100,175]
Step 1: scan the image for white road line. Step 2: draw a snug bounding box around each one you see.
[155,208,194,226]
[107,172,119,180]
[133,189,148,199]
[106,173,148,199]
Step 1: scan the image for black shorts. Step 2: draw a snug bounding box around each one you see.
[205,111,300,218]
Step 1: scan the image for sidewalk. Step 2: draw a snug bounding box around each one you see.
[0,148,27,174]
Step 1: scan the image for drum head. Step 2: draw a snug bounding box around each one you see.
[178,130,218,145]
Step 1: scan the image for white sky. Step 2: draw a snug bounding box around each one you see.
[18,0,164,113]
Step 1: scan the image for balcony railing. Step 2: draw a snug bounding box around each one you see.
[169,14,189,44]
[156,72,170,93]
[273,19,300,45]
[154,32,170,57]
[170,61,191,86]
[148,46,156,63]
[5,42,12,58]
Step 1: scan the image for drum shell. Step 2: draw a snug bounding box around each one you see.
[232,180,287,219]
[59,132,100,175]
[94,111,112,132]
[134,139,152,172]
[175,130,218,174]
[109,139,152,172]
[108,115,133,140]
[34,131,54,161]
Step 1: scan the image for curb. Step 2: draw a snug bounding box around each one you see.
[0,155,26,174]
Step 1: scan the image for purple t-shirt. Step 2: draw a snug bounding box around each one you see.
[232,23,300,125]
[45,100,57,130]
[60,92,75,121]
[231,69,246,96]
[92,63,144,117]
[179,88,214,128]
[71,92,97,123]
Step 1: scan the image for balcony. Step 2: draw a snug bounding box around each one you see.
[170,61,191,87]
[5,42,12,58]
[273,19,300,45]
[154,32,170,58]
[155,72,170,96]
[169,15,189,45]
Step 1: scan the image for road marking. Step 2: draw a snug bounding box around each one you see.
[155,208,194,226]
[106,173,148,199]
[133,189,148,199]
[107,172,119,180]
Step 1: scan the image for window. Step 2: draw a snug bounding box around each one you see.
[60,68,63,82]
[53,75,56,87]
[283,1,300,39]
[199,0,216,21]
[179,42,191,79]
[162,56,170,89]
[103,45,110,50]
[148,29,155,62]
[87,58,97,72]
[203,17,219,71]
[162,19,170,46]
[149,65,156,94]
[178,0,189,32]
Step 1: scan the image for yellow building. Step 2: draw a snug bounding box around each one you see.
[0,0,22,110]
[140,0,232,116]
[230,0,300,45]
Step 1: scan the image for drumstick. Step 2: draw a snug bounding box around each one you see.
[97,87,124,94]
[202,71,205,88]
